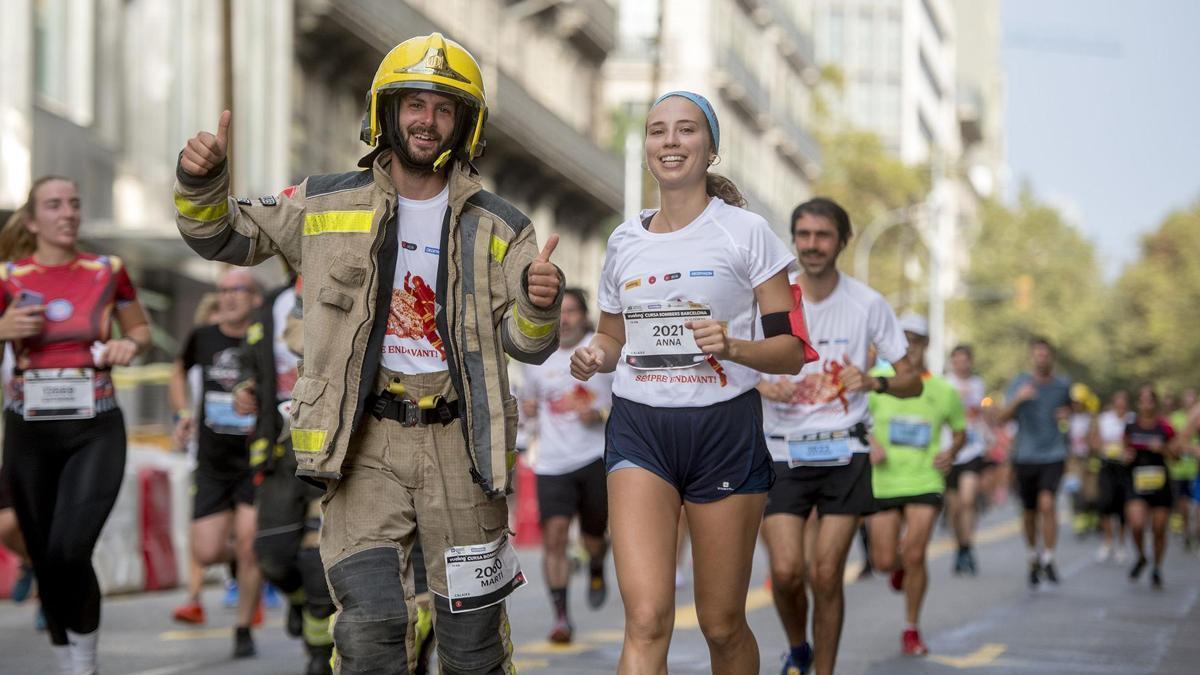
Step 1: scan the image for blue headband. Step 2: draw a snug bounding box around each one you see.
[652,91,720,153]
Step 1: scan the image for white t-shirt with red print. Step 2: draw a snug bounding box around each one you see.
[761,272,908,460]
[381,186,449,374]
[522,332,615,475]
[597,197,796,408]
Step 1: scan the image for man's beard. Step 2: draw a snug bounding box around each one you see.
[391,125,457,172]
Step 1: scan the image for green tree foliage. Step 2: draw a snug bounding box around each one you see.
[950,191,1109,392]
[812,130,930,311]
[1106,201,1200,394]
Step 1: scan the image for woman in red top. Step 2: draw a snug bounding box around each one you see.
[0,175,151,674]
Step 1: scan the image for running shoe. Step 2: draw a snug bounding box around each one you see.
[172,601,206,624]
[901,628,929,656]
[1129,555,1148,581]
[889,568,905,592]
[11,564,35,603]
[223,579,240,609]
[1151,568,1163,589]
[548,616,573,644]
[1042,562,1059,584]
[780,644,813,675]
[1095,543,1112,562]
[1028,561,1040,588]
[952,549,966,575]
[287,602,304,637]
[587,571,607,609]
[262,582,283,610]
[233,626,256,658]
[963,548,978,576]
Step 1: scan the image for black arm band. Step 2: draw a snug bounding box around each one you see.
[761,312,791,338]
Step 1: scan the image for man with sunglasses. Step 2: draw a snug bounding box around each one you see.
[169,268,265,657]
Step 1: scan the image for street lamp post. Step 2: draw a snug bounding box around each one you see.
[852,197,951,376]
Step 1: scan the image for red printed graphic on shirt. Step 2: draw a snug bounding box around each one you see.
[790,359,850,413]
[547,384,596,416]
[386,272,445,360]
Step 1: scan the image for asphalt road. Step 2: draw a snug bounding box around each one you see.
[2,500,1198,674]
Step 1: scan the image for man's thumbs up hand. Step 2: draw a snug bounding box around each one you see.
[180,110,232,177]
[525,234,562,309]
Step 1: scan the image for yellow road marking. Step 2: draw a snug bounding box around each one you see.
[929,643,1007,668]
[512,658,549,669]
[516,641,593,655]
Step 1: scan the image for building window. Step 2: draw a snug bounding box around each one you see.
[35,0,95,126]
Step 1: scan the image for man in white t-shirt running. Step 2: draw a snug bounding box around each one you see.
[944,344,990,576]
[759,198,922,675]
[520,289,613,645]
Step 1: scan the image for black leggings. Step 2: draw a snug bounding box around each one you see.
[3,409,126,646]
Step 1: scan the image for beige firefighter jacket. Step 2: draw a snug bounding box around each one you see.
[174,152,561,498]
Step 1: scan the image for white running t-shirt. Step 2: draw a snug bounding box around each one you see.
[381,186,449,374]
[522,332,614,475]
[1097,409,1131,461]
[761,273,907,460]
[947,373,988,464]
[597,197,795,408]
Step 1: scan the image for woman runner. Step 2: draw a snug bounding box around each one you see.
[0,175,151,674]
[571,91,815,674]
[1123,384,1177,588]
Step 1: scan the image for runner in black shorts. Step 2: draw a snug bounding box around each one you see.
[572,92,814,674]
[0,175,152,674]
[169,268,264,657]
[759,198,921,675]
[521,289,613,644]
[999,338,1072,587]
[1123,385,1178,588]
[945,344,989,576]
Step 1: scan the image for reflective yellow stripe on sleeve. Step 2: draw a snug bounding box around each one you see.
[291,428,328,453]
[513,303,556,339]
[490,235,509,263]
[303,210,374,236]
[249,438,269,466]
[174,194,230,222]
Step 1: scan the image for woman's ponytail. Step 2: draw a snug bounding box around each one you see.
[705,172,746,208]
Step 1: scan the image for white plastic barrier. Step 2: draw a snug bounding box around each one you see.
[92,447,194,594]
[92,462,145,595]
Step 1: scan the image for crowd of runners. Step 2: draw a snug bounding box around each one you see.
[0,30,1197,675]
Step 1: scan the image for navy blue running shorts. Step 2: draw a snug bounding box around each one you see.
[605,388,774,503]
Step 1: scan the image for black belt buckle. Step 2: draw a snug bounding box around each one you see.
[401,400,421,427]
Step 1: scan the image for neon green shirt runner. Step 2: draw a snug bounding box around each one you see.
[1168,410,1197,481]
[869,373,966,499]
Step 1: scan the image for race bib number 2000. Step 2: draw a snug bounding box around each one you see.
[444,534,527,613]
[623,301,711,370]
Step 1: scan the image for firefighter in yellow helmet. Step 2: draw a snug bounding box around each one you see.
[174,32,564,674]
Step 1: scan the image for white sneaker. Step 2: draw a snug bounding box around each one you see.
[1095,544,1112,562]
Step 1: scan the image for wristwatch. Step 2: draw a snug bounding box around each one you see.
[874,376,890,394]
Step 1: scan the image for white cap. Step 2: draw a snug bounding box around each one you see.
[898,313,929,337]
